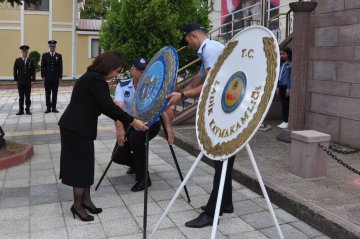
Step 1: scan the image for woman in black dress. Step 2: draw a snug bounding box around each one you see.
[59,51,148,221]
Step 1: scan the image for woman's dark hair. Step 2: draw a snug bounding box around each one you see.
[87,51,126,76]
[280,46,292,61]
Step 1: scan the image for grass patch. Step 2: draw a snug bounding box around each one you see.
[0,140,26,159]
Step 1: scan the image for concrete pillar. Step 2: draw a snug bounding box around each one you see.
[288,1,317,130]
[290,130,331,179]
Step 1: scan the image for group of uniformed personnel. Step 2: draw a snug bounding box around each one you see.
[13,40,63,115]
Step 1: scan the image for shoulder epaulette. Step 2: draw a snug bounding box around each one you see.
[120,79,131,87]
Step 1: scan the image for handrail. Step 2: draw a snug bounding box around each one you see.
[177,46,187,53]
[267,12,287,23]
[210,18,260,33]
[211,2,261,23]
[267,2,292,13]
[178,58,201,74]
[177,18,258,54]
[173,3,294,121]
[173,17,261,118]
[265,9,293,39]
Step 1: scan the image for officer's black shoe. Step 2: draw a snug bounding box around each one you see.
[185,212,216,228]
[131,177,151,192]
[44,108,51,113]
[200,205,234,214]
[16,111,24,115]
[26,110,32,115]
[126,167,135,174]
[52,109,59,113]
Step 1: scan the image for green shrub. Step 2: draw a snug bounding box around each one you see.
[100,0,209,68]
[29,50,41,72]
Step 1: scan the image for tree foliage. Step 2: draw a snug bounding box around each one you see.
[100,0,209,68]
[80,0,110,19]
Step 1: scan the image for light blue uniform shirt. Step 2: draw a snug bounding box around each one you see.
[197,38,225,77]
[114,78,135,115]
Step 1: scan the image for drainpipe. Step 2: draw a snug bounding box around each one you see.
[49,0,52,40]
[71,0,77,80]
[260,0,267,26]
[20,0,24,45]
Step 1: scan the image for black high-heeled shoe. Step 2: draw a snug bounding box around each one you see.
[71,206,94,221]
[82,203,103,214]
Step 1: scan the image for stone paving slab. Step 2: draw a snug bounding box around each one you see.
[0,87,332,238]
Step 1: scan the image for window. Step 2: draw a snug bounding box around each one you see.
[90,38,100,58]
[25,0,49,11]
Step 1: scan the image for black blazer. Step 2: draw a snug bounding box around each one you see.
[13,57,36,83]
[41,52,63,81]
[59,71,134,140]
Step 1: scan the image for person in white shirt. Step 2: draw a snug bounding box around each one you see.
[168,23,235,228]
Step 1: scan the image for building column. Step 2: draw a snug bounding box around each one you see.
[288,1,317,130]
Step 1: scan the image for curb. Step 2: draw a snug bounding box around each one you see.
[0,81,75,90]
[232,164,360,239]
[0,144,33,170]
[159,130,360,239]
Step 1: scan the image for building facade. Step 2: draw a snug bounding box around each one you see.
[305,0,360,148]
[0,0,100,80]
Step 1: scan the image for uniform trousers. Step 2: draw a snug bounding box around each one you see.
[204,155,235,217]
[44,80,59,110]
[113,121,161,180]
[17,82,31,111]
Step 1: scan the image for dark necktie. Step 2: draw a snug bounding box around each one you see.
[23,58,27,73]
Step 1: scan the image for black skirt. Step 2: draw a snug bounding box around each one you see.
[60,127,95,187]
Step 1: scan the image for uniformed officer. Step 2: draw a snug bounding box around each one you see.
[112,57,174,192]
[168,22,235,228]
[41,40,63,113]
[13,45,36,115]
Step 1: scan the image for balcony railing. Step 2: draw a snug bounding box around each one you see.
[172,0,295,123]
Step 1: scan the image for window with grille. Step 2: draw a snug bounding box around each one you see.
[25,0,49,11]
[90,38,100,58]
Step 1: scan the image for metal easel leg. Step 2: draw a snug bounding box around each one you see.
[151,152,204,236]
[245,143,284,239]
[95,144,119,191]
[143,131,149,239]
[210,158,228,239]
[159,117,191,202]
[95,127,132,190]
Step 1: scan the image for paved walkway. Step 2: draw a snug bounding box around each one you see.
[169,120,360,238]
[0,87,330,238]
